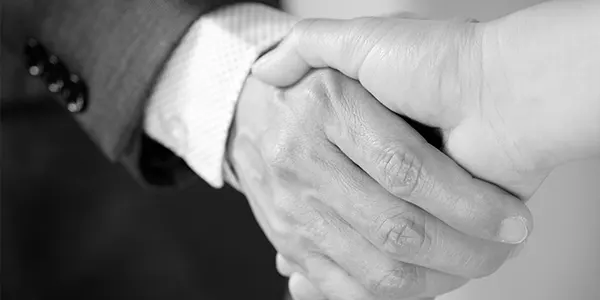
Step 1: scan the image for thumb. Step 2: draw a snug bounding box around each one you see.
[252,17,482,129]
[252,18,369,87]
[252,15,426,86]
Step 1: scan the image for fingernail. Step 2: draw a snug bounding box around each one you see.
[499,216,529,244]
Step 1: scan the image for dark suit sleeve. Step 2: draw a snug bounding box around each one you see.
[4,0,279,187]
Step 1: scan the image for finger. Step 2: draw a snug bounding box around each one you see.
[252,17,478,129]
[277,71,524,278]
[246,198,367,300]
[289,273,327,300]
[277,253,302,277]
[230,138,370,299]
[320,72,533,245]
[264,136,468,296]
[252,18,369,87]
[295,192,467,298]
[252,15,476,82]
[233,117,465,298]
[246,188,372,300]
[300,258,437,300]
[303,132,512,280]
[302,255,370,300]
[253,140,467,297]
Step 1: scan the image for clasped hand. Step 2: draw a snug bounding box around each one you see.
[228,64,531,298]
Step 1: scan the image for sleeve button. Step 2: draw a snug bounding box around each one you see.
[24,38,48,77]
[43,55,69,93]
[61,74,87,113]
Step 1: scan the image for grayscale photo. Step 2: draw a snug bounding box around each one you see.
[2,0,599,299]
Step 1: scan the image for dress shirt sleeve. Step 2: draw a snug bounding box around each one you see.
[144,3,299,188]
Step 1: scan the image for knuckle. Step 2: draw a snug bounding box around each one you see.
[272,193,295,218]
[263,142,291,173]
[370,264,421,297]
[377,146,429,198]
[300,209,332,243]
[373,210,428,259]
[305,69,344,106]
[261,133,302,181]
[287,69,343,122]
[269,213,295,241]
[290,68,363,135]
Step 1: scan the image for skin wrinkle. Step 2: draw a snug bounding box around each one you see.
[300,72,342,134]
[234,70,532,298]
[306,134,437,297]
[306,195,395,298]
[343,100,394,169]
[392,26,425,117]
[429,24,467,127]
[436,30,460,124]
[417,22,478,129]
[467,27,526,173]
[443,180,482,225]
[478,21,536,175]
[372,264,416,299]
[293,197,334,256]
[432,170,489,237]
[337,76,367,149]
[321,145,374,221]
[324,73,379,198]
[460,22,485,123]
[293,18,321,66]
[379,22,454,127]
[353,17,396,81]
[376,209,427,259]
[324,73,502,272]
[381,144,424,200]
[416,154,440,204]
[426,214,443,268]
[239,3,600,289]
[304,122,375,242]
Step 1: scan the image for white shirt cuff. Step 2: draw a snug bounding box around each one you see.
[144,3,299,188]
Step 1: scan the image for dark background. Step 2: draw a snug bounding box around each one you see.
[1,98,287,300]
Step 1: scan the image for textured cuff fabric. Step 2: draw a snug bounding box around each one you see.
[145,3,298,188]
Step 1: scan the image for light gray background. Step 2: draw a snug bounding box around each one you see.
[284,1,600,299]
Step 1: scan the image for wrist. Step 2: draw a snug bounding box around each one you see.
[480,18,600,170]
[414,18,487,129]
[453,20,487,121]
[392,18,487,130]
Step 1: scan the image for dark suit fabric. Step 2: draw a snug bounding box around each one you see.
[2,0,286,299]
[3,0,279,184]
[1,101,287,299]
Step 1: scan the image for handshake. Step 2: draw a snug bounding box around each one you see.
[227,4,600,300]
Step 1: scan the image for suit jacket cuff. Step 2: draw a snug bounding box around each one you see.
[19,0,218,164]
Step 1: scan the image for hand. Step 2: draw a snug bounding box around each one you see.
[276,253,435,300]
[229,70,532,299]
[251,16,588,199]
